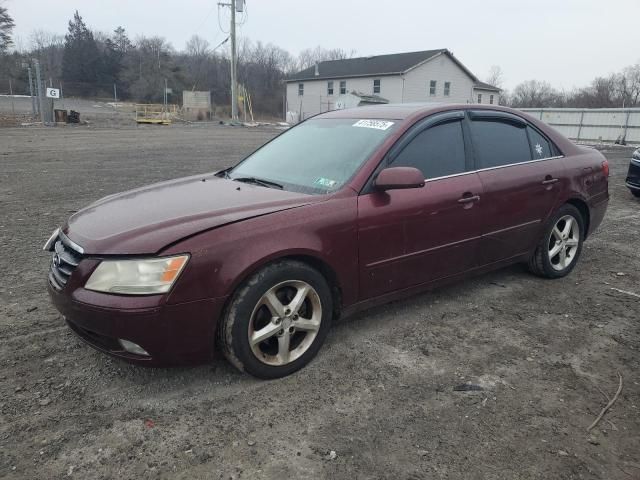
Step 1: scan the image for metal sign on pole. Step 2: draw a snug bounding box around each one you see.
[46,88,60,99]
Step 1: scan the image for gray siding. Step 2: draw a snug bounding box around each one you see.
[286,76,403,120]
[472,88,498,105]
[402,53,475,103]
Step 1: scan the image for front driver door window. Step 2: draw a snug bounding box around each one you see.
[357,116,484,299]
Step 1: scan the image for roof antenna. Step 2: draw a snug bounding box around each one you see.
[314,63,319,76]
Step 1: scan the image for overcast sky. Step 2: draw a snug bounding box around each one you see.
[5,0,640,90]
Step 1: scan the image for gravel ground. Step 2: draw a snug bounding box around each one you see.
[0,124,639,479]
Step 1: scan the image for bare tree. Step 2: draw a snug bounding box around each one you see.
[510,80,563,107]
[29,30,65,82]
[296,46,356,71]
[485,65,504,89]
[614,64,640,107]
[186,35,210,58]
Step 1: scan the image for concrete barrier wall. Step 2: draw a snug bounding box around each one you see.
[521,108,640,145]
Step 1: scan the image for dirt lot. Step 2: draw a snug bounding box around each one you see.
[0,124,638,479]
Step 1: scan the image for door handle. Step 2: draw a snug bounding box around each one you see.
[458,194,480,204]
[541,178,559,185]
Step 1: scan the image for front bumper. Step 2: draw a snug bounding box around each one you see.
[48,282,228,366]
[627,158,640,191]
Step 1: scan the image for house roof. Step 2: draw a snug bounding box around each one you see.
[287,48,501,92]
[474,80,501,92]
[287,49,447,81]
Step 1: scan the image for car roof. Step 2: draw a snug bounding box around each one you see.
[317,103,450,120]
[315,102,582,157]
[316,102,520,120]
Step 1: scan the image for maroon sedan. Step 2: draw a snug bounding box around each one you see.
[45,104,609,378]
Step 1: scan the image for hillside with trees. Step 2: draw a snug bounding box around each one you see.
[0,8,639,116]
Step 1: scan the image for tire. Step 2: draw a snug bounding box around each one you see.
[528,204,585,279]
[631,189,640,198]
[218,260,333,379]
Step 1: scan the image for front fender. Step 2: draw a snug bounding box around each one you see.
[162,195,359,308]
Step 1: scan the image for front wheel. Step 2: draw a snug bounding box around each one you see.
[630,189,640,198]
[218,260,332,379]
[528,204,584,278]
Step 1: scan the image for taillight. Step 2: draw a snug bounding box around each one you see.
[601,160,609,177]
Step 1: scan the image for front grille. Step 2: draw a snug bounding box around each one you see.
[48,234,84,291]
[627,159,640,186]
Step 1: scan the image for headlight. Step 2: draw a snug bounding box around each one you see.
[85,255,189,295]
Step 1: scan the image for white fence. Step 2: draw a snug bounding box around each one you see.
[521,108,640,145]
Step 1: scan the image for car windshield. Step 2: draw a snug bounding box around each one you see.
[228,118,398,194]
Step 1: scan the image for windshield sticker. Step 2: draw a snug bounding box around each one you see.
[314,177,337,188]
[352,119,395,130]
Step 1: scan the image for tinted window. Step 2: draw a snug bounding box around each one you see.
[392,121,466,178]
[527,126,552,159]
[470,120,532,168]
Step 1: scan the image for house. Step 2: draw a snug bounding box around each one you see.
[286,49,500,121]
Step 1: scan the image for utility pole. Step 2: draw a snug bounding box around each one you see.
[219,0,241,122]
[230,0,238,122]
[27,66,37,117]
[33,59,47,124]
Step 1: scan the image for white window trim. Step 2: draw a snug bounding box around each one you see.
[373,79,381,94]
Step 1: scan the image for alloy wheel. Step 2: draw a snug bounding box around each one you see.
[548,215,580,271]
[247,280,322,366]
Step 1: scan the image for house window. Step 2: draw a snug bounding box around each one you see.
[489,94,494,105]
[298,83,304,96]
[477,93,482,104]
[429,80,437,96]
[373,79,381,94]
[444,82,451,96]
[327,81,334,95]
[340,80,347,94]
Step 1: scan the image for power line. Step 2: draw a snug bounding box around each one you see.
[213,36,230,51]
[217,4,230,34]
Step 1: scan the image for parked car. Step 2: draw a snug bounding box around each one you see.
[44,104,609,378]
[626,148,640,197]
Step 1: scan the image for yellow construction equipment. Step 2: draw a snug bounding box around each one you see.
[135,104,178,125]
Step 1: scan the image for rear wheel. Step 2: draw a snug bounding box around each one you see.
[218,260,332,379]
[631,189,640,198]
[528,204,584,278]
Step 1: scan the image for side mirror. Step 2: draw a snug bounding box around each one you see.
[374,167,425,191]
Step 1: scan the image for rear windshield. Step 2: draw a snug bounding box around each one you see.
[229,118,398,194]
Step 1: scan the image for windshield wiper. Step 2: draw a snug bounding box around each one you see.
[232,177,283,190]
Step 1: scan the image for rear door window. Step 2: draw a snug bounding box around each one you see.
[391,120,466,178]
[470,120,532,169]
[527,126,553,159]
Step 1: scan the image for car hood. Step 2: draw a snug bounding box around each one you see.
[65,174,323,255]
